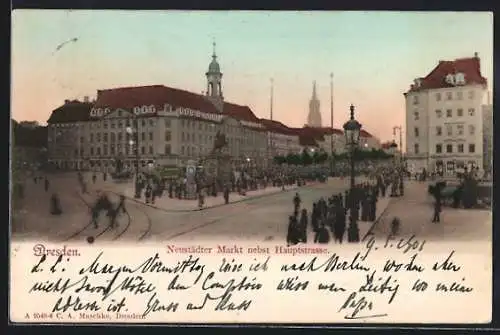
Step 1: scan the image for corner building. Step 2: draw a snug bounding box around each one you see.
[404,54,488,175]
[47,48,268,171]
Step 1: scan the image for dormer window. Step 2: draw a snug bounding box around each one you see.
[455,72,466,85]
[445,73,455,85]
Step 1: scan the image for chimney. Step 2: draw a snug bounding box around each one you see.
[64,99,70,104]
[83,96,89,103]
[474,52,479,58]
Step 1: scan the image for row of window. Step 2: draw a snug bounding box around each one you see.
[413,124,476,137]
[412,143,476,154]
[88,131,172,143]
[83,144,173,156]
[413,90,476,105]
[412,108,475,121]
[88,118,172,129]
[436,108,475,118]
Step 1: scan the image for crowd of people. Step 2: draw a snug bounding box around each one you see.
[286,166,401,245]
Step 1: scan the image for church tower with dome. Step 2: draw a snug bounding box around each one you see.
[307,81,322,127]
[206,41,224,111]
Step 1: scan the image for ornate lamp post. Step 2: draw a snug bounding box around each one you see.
[126,121,141,198]
[343,104,362,243]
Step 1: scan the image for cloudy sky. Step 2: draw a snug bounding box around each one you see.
[11,10,493,142]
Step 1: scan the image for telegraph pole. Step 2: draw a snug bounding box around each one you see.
[268,78,274,167]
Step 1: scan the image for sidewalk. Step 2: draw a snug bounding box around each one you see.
[94,181,307,212]
[358,195,392,240]
[370,181,492,242]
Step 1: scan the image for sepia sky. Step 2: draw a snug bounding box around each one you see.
[11,10,493,142]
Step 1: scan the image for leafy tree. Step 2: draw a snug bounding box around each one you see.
[317,152,328,164]
[273,155,286,165]
[312,150,320,164]
[301,149,313,166]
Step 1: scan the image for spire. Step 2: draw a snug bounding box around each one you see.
[212,39,217,59]
[312,80,317,99]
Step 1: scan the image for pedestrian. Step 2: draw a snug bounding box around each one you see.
[103,172,107,182]
[107,206,118,229]
[198,191,205,209]
[333,205,346,243]
[391,217,400,236]
[314,222,330,244]
[293,192,301,213]
[361,191,368,221]
[115,195,127,215]
[432,190,442,223]
[224,186,229,204]
[50,193,62,215]
[91,205,100,229]
[92,174,97,184]
[311,203,319,232]
[299,209,308,243]
[145,184,152,204]
[286,215,300,246]
[151,184,157,204]
[369,192,377,221]
[347,215,360,242]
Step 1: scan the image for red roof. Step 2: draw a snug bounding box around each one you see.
[223,102,260,123]
[48,85,263,127]
[47,101,93,124]
[260,118,298,136]
[95,85,220,115]
[407,56,487,92]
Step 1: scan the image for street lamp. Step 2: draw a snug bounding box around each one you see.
[126,123,141,198]
[343,104,362,243]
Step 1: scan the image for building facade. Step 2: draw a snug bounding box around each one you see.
[404,53,488,175]
[46,47,381,171]
[482,103,493,174]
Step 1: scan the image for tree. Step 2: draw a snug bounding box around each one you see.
[273,155,286,165]
[286,153,300,165]
[301,149,313,166]
[317,152,328,164]
[312,150,320,164]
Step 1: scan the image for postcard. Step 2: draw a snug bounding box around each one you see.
[10,10,493,324]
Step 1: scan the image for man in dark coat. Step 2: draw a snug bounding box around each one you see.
[293,193,301,213]
[50,193,62,215]
[333,204,346,243]
[347,214,360,242]
[361,191,368,221]
[224,186,230,204]
[369,192,377,221]
[314,222,330,244]
[311,203,319,232]
[287,215,300,246]
[44,178,50,192]
[299,209,308,243]
[432,188,442,223]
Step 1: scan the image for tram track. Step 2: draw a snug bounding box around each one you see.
[63,191,133,242]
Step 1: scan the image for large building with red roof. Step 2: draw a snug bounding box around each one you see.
[404,53,489,175]
[46,45,380,171]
